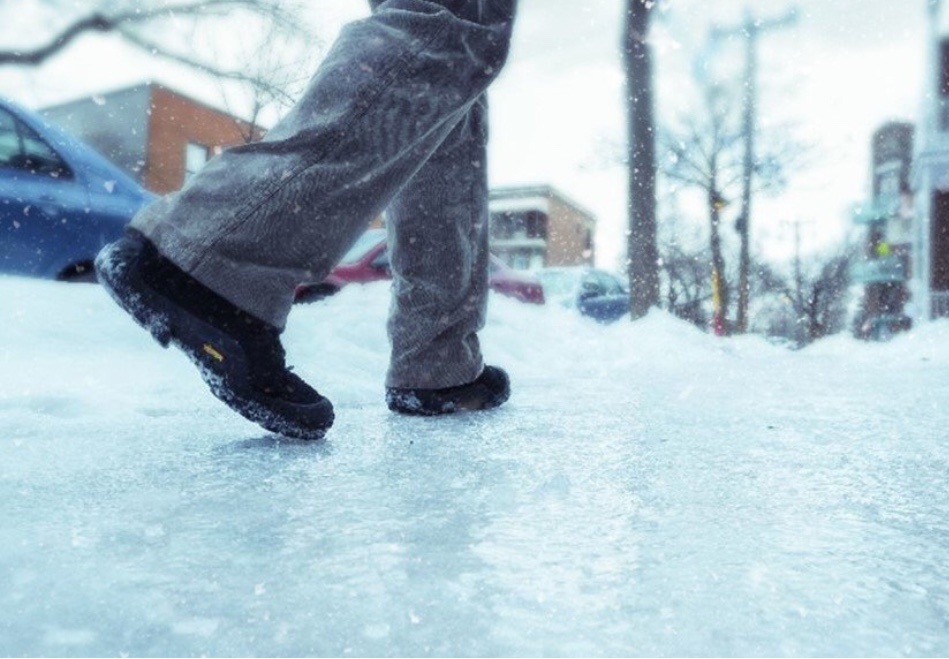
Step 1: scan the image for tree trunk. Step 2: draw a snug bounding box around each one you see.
[624,0,659,319]
[708,186,729,335]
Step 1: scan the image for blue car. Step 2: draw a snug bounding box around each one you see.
[0,97,153,281]
[536,266,630,323]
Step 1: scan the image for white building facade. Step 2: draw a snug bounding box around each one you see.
[912,0,949,319]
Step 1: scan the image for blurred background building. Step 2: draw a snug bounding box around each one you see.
[40,85,598,271]
[852,121,914,338]
[488,185,596,271]
[912,0,949,320]
[42,83,261,194]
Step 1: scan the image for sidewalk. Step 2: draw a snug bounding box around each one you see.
[2,276,949,656]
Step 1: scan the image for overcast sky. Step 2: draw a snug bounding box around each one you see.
[0,0,935,270]
[488,0,930,267]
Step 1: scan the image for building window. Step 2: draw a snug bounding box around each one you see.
[525,211,547,240]
[529,251,545,270]
[185,142,209,179]
[490,210,548,241]
[874,160,902,202]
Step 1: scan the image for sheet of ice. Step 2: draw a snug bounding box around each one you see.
[2,275,949,656]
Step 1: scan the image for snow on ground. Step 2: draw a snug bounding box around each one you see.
[2,274,949,657]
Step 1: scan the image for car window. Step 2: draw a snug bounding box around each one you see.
[339,229,385,264]
[0,108,71,178]
[370,246,390,269]
[597,271,624,295]
[536,270,578,296]
[0,109,21,167]
[580,272,603,296]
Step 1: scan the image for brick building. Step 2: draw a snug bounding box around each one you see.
[41,89,595,271]
[488,185,595,270]
[42,83,261,194]
[852,121,914,338]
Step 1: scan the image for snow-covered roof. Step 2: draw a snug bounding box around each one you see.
[488,195,550,215]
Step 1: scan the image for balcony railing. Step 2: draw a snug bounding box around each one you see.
[489,236,547,250]
[851,255,908,283]
[852,197,900,225]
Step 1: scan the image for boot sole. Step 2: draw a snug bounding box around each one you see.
[95,239,333,439]
[386,368,510,416]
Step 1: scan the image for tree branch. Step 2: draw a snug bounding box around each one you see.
[0,0,303,67]
[0,13,113,65]
[117,26,297,106]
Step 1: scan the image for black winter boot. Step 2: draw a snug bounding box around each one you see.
[386,366,510,416]
[95,231,333,439]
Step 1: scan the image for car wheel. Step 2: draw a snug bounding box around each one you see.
[57,261,98,283]
[294,283,340,304]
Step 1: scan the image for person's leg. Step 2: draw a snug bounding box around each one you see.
[366,0,511,411]
[98,0,517,436]
[384,94,511,415]
[384,95,490,391]
[131,0,516,330]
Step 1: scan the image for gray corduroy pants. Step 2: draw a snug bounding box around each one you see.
[130,0,516,389]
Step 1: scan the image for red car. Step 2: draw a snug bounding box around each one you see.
[295,228,545,304]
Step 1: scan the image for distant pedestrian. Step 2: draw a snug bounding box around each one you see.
[95,0,516,438]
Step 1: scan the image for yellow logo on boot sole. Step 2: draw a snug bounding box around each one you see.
[202,343,225,362]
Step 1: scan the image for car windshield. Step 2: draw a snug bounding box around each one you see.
[536,270,578,296]
[339,229,386,264]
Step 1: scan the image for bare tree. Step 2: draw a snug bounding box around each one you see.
[752,250,852,347]
[624,0,660,320]
[663,83,743,334]
[0,0,312,115]
[708,9,798,335]
[659,240,713,329]
[212,19,323,143]
[801,254,851,342]
[661,75,808,335]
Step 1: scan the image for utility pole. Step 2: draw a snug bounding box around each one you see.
[712,7,798,334]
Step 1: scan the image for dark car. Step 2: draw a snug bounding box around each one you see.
[0,96,153,281]
[535,266,630,323]
[295,228,545,304]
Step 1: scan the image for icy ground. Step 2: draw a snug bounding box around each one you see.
[2,276,949,657]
